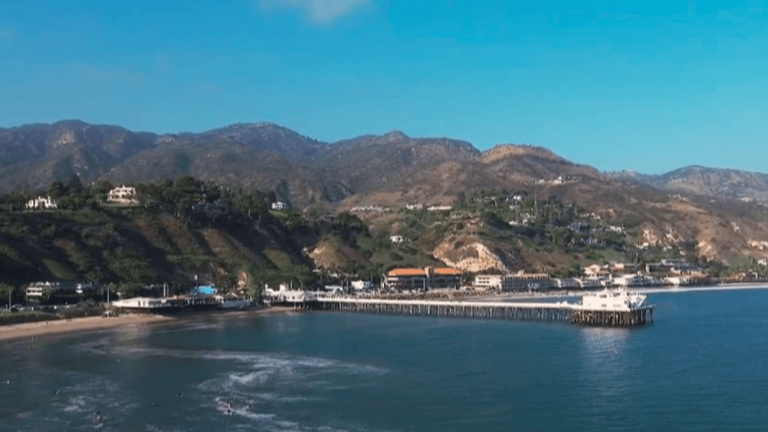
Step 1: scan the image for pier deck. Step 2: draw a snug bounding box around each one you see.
[312,297,654,327]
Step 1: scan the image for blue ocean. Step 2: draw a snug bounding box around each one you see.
[2,288,768,431]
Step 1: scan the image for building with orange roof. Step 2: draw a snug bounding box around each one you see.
[385,267,462,291]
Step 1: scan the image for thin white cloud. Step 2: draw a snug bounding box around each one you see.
[260,0,371,24]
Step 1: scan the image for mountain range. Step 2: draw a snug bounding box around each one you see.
[4,120,768,266]
[3,120,766,205]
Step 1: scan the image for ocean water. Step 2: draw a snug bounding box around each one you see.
[2,288,768,431]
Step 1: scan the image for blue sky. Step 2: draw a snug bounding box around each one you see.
[1,0,767,174]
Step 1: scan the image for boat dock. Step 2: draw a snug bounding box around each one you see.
[312,296,654,327]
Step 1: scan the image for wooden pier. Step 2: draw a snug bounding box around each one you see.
[312,298,654,327]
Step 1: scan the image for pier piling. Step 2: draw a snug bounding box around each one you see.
[309,298,654,327]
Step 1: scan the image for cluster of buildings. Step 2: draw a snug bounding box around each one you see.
[25,185,139,211]
[350,205,390,213]
[26,196,58,210]
[384,267,463,291]
[25,282,98,297]
[534,175,582,185]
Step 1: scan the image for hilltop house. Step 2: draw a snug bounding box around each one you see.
[26,196,58,210]
[107,185,138,205]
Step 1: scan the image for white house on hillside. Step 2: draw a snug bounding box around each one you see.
[107,185,138,205]
[26,196,58,210]
[271,201,289,210]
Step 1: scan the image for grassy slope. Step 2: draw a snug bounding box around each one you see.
[0,208,310,292]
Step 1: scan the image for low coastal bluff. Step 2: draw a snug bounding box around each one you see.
[295,289,655,327]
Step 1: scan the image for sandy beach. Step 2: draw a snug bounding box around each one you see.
[3,284,767,342]
[0,306,297,343]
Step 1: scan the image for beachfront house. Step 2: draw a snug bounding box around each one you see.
[474,272,556,292]
[502,272,555,291]
[554,278,580,289]
[385,267,462,291]
[26,196,58,210]
[75,282,97,294]
[474,275,504,290]
[25,282,61,297]
[350,280,373,291]
[262,283,316,303]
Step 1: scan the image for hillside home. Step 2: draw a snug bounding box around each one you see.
[583,264,611,278]
[390,235,404,243]
[426,205,452,212]
[350,205,386,212]
[271,201,289,211]
[107,185,138,205]
[26,196,58,210]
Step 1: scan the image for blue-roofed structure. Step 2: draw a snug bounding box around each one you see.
[191,285,218,296]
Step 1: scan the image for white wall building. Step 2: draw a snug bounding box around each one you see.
[271,201,289,211]
[390,235,404,243]
[427,205,452,212]
[263,284,316,303]
[474,275,503,290]
[25,282,61,297]
[475,272,555,291]
[75,282,96,294]
[26,196,58,210]
[350,280,373,291]
[107,186,138,205]
[554,278,580,289]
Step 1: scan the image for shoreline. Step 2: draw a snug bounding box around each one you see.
[3,283,767,341]
[0,306,297,343]
[479,281,768,301]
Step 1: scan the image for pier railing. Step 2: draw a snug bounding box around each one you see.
[312,298,654,327]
